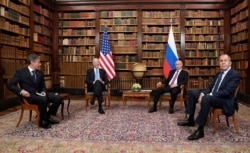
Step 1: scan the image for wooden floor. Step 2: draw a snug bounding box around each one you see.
[0,95,249,116]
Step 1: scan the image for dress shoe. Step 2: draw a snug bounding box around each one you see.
[177,119,195,126]
[48,118,59,124]
[98,108,105,114]
[188,130,204,140]
[40,121,51,129]
[168,108,174,114]
[148,107,157,113]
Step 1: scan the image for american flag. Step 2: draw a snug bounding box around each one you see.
[99,27,116,81]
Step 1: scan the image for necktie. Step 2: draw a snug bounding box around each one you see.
[31,70,37,83]
[169,70,179,85]
[95,68,99,81]
[212,71,223,93]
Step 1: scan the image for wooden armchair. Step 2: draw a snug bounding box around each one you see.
[84,83,111,110]
[209,86,240,134]
[16,96,40,128]
[159,84,187,110]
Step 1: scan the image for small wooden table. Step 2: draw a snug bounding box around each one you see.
[122,90,151,107]
[58,93,70,119]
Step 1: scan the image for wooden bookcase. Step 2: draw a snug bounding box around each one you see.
[184,9,225,90]
[141,10,181,89]
[230,0,248,93]
[0,0,30,99]
[32,0,53,89]
[58,11,96,89]
[99,10,138,90]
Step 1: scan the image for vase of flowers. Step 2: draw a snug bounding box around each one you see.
[131,83,141,92]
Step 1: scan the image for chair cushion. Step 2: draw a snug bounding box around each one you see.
[86,92,108,96]
[162,93,181,97]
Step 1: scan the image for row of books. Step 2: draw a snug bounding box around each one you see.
[142,26,180,33]
[1,59,26,77]
[232,61,248,69]
[0,7,29,26]
[33,33,51,45]
[231,9,248,24]
[185,59,218,66]
[231,0,247,15]
[186,19,224,26]
[231,22,248,33]
[1,33,29,47]
[100,11,137,18]
[142,51,162,58]
[61,38,95,45]
[185,42,223,49]
[60,75,85,89]
[185,26,224,34]
[185,50,219,57]
[188,78,214,89]
[187,68,217,75]
[231,52,248,59]
[34,24,51,36]
[185,10,223,18]
[60,28,95,36]
[108,33,137,40]
[142,59,162,67]
[60,62,92,75]
[1,45,27,59]
[0,17,30,36]
[100,18,137,25]
[59,20,95,27]
[142,10,180,18]
[114,55,137,63]
[59,12,95,19]
[101,25,137,32]
[0,0,29,15]
[34,13,51,27]
[110,40,137,46]
[33,3,51,18]
[185,34,223,41]
[59,46,95,55]
[231,31,248,43]
[59,55,95,62]
[142,18,180,25]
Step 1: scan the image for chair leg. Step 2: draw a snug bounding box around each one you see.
[29,110,32,121]
[61,101,64,120]
[35,110,40,128]
[213,113,218,134]
[16,109,24,127]
[85,98,89,110]
[231,114,239,134]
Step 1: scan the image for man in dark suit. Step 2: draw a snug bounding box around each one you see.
[86,58,109,114]
[8,54,62,129]
[148,60,189,114]
[178,54,240,140]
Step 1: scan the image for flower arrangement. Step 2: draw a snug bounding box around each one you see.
[131,83,141,92]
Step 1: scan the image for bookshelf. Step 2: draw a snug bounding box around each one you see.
[0,0,30,99]
[230,0,248,93]
[99,10,138,90]
[58,11,96,89]
[184,10,225,90]
[32,1,53,88]
[141,10,181,89]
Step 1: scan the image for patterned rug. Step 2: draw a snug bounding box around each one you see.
[0,100,250,153]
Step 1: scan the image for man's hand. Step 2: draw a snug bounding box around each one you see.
[198,94,203,104]
[21,90,30,97]
[156,82,162,88]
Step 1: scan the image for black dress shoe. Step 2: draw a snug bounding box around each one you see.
[177,120,195,126]
[168,108,174,114]
[148,107,157,113]
[40,121,51,129]
[48,118,59,124]
[188,130,204,140]
[98,108,105,114]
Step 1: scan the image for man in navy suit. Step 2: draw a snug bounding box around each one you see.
[8,54,62,129]
[178,54,240,140]
[86,58,109,114]
[148,60,189,114]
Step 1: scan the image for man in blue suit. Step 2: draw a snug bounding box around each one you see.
[178,54,240,140]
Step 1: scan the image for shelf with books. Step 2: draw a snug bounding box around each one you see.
[0,0,30,99]
[142,10,181,77]
[32,1,52,83]
[230,0,248,93]
[184,9,224,90]
[100,10,138,90]
[58,11,96,89]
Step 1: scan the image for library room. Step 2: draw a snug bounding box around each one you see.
[0,0,249,152]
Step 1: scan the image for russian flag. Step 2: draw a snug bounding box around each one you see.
[163,27,179,78]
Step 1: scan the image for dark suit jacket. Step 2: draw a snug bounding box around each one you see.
[162,69,189,87]
[201,68,240,116]
[85,68,109,92]
[7,67,47,95]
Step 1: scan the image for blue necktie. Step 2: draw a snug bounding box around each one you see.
[212,72,223,93]
[95,68,99,81]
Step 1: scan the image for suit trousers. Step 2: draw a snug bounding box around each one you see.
[153,86,180,107]
[28,92,62,122]
[186,90,225,126]
[93,81,104,108]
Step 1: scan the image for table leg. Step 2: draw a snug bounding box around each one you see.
[67,97,70,115]
[61,100,64,120]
